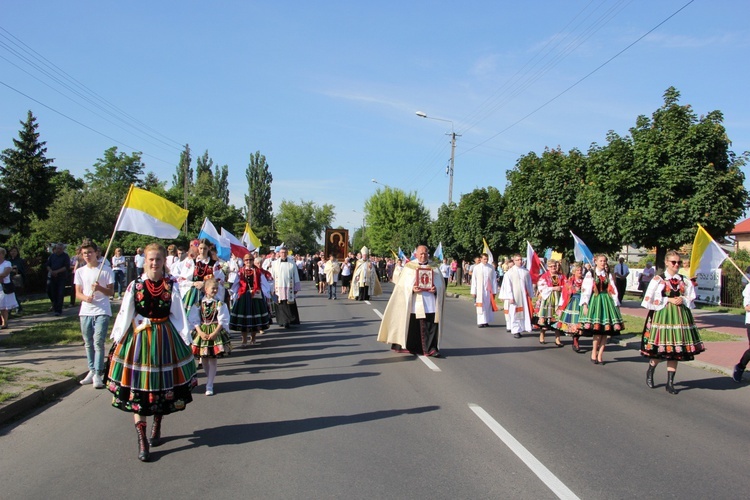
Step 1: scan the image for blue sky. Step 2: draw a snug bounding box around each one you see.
[2,1,748,239]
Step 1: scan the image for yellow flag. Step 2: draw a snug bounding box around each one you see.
[115,185,188,239]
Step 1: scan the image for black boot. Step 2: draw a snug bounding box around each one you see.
[148,415,163,447]
[646,363,655,388]
[666,371,677,394]
[135,421,150,462]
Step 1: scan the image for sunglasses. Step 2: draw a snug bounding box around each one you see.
[668,260,682,266]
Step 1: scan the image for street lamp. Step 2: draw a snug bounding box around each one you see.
[371,178,391,189]
[416,111,460,205]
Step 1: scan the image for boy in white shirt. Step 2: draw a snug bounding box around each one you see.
[74,241,114,389]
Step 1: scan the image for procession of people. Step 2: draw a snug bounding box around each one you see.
[16,226,721,464]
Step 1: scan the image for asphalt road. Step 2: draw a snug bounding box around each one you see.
[1,282,748,499]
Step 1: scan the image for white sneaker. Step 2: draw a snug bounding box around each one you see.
[92,373,105,389]
[205,389,214,396]
[80,370,95,385]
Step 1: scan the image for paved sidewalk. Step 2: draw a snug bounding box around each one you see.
[0,306,98,425]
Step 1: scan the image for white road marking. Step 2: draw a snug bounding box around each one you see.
[418,355,441,372]
[372,308,441,372]
[469,404,580,500]
[365,300,371,305]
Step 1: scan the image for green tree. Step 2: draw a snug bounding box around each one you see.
[431,202,457,258]
[51,169,84,193]
[32,187,116,245]
[0,110,57,236]
[85,146,145,203]
[245,151,274,243]
[622,87,747,269]
[452,187,510,261]
[364,187,431,255]
[276,199,334,254]
[503,147,591,256]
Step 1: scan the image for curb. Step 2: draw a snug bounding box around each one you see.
[0,375,83,426]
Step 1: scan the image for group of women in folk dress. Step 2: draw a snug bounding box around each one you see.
[106,240,276,462]
[535,252,704,393]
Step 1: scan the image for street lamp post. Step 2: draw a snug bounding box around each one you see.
[416,111,460,205]
[371,178,391,189]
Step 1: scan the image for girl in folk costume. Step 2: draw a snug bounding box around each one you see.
[534,259,566,347]
[178,239,225,314]
[188,278,231,396]
[641,251,705,394]
[579,254,624,365]
[230,254,272,347]
[556,263,585,352]
[107,243,198,462]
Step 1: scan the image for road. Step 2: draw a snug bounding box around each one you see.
[1,282,748,499]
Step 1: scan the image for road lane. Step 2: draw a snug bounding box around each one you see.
[1,281,748,499]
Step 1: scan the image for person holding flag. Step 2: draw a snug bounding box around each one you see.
[641,250,705,393]
[103,185,196,462]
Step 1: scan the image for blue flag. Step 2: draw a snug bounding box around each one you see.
[434,242,444,262]
[570,231,594,264]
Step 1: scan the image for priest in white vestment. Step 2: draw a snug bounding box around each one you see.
[498,254,533,338]
[471,253,498,328]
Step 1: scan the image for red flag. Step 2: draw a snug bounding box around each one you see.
[526,241,543,284]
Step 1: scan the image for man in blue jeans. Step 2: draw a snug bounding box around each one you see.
[74,241,114,389]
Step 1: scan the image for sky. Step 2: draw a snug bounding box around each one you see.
[2,0,749,241]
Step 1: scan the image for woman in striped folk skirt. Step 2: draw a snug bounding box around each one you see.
[107,243,198,462]
[556,263,584,352]
[579,255,624,365]
[641,251,704,394]
[230,255,272,347]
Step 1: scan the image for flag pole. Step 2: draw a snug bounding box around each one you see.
[92,184,134,293]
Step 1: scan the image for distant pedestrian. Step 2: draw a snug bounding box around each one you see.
[0,247,20,329]
[340,258,352,293]
[324,254,341,300]
[614,256,629,301]
[47,243,70,316]
[7,246,25,313]
[111,247,127,299]
[641,251,704,394]
[74,241,114,389]
[731,267,750,383]
[134,247,145,277]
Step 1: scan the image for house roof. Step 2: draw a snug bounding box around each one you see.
[731,218,750,235]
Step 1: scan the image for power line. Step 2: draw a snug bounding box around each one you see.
[0,78,174,165]
[460,0,695,158]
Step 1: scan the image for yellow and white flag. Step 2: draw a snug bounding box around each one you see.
[689,224,727,279]
[482,238,494,264]
[115,185,188,239]
[242,223,262,250]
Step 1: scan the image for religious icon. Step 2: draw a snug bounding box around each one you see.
[325,229,348,260]
[415,266,434,291]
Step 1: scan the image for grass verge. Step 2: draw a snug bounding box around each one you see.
[0,316,84,348]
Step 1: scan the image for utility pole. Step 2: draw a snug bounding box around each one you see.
[448,130,458,205]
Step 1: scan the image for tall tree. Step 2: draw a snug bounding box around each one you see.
[85,146,145,202]
[215,164,230,205]
[503,147,592,256]
[364,187,431,255]
[0,110,57,236]
[245,151,274,241]
[622,87,747,268]
[195,150,214,186]
[452,187,510,261]
[171,143,193,205]
[275,199,334,254]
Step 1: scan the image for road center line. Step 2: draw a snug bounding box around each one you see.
[468,404,580,500]
[372,308,441,372]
